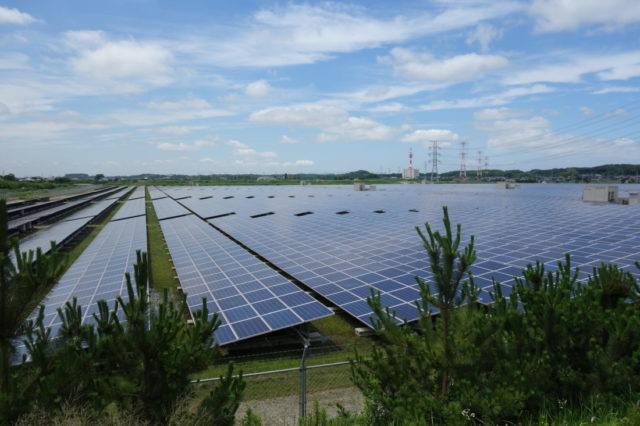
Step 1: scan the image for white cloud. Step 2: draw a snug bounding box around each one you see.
[67,34,174,93]
[401,129,459,148]
[148,97,211,110]
[180,2,522,67]
[504,51,640,85]
[420,84,554,111]
[579,106,594,116]
[0,53,31,70]
[278,135,299,144]
[227,140,249,149]
[235,148,257,156]
[251,104,398,142]
[250,104,348,127]
[529,0,640,32]
[260,151,278,159]
[63,30,106,49]
[245,80,271,97]
[156,139,216,151]
[382,47,508,82]
[283,160,314,167]
[0,6,38,25]
[199,157,219,164]
[604,108,632,118]
[153,126,195,136]
[466,24,502,52]
[593,86,640,95]
[474,107,530,120]
[368,102,411,113]
[317,116,396,142]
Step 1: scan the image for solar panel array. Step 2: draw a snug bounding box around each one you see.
[128,186,146,200]
[111,197,146,221]
[153,184,640,328]
[28,215,147,337]
[151,197,190,220]
[158,214,333,345]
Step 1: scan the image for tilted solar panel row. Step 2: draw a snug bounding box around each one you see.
[158,215,333,345]
[27,215,148,338]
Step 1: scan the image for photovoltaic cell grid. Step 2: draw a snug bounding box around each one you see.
[151,197,190,220]
[63,197,120,222]
[160,182,640,328]
[128,186,146,200]
[111,197,146,221]
[13,216,94,262]
[148,187,167,200]
[105,186,133,200]
[159,215,333,345]
[28,215,147,337]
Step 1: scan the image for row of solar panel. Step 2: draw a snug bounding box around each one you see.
[155,203,333,345]
[158,184,640,329]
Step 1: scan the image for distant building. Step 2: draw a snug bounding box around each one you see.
[582,185,618,202]
[257,176,277,181]
[402,167,420,180]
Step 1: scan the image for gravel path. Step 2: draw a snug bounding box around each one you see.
[237,387,364,425]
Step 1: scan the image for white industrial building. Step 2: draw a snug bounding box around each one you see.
[402,167,420,180]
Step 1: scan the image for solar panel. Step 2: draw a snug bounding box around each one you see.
[148,187,167,200]
[158,215,333,345]
[27,215,148,337]
[128,186,146,200]
[63,197,120,222]
[151,197,190,220]
[111,197,146,221]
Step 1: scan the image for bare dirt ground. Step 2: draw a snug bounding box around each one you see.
[237,386,364,425]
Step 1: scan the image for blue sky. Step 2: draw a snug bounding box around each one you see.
[1,0,639,177]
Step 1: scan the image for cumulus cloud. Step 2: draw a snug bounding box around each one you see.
[401,129,459,148]
[529,0,640,32]
[283,160,314,167]
[227,140,278,158]
[65,32,173,93]
[604,108,632,118]
[251,104,399,142]
[368,102,411,113]
[153,126,195,136]
[156,139,216,152]
[466,24,502,52]
[245,80,271,97]
[474,107,531,120]
[278,135,299,144]
[382,47,508,82]
[0,6,38,25]
[250,104,348,127]
[318,116,395,142]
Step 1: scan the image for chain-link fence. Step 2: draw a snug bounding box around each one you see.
[191,343,367,425]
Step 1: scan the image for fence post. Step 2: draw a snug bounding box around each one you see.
[299,340,310,419]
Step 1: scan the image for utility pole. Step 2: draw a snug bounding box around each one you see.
[429,140,440,183]
[477,150,483,179]
[459,141,467,179]
[484,156,489,178]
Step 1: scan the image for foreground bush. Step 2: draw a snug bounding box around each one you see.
[352,207,640,424]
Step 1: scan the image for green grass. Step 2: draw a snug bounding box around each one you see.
[144,187,178,295]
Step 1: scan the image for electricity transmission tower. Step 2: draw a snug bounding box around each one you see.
[459,141,467,179]
[429,140,441,182]
[477,150,483,179]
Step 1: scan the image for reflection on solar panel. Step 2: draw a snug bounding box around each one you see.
[159,215,333,345]
[63,197,120,222]
[111,197,146,221]
[155,183,640,328]
[14,216,93,261]
[151,197,190,220]
[8,198,93,233]
[28,215,147,337]
[105,186,133,200]
[148,187,167,200]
